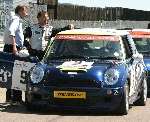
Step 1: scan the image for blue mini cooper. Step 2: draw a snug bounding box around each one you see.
[25,28,147,115]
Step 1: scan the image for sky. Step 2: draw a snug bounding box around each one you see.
[58,0,150,11]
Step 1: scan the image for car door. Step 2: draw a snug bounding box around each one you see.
[123,35,144,97]
[130,53,144,95]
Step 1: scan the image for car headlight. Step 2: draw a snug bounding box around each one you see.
[30,66,44,84]
[104,68,119,85]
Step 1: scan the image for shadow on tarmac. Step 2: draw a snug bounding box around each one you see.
[0,102,129,116]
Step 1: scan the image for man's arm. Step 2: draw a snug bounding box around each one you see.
[10,35,18,54]
[50,24,74,38]
[8,18,19,54]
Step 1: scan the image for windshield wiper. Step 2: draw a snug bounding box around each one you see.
[49,54,89,59]
[88,56,121,60]
[102,56,121,60]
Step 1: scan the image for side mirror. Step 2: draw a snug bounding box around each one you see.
[131,53,143,64]
[132,53,143,59]
[138,53,143,59]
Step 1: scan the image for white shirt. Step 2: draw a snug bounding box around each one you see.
[30,24,53,51]
[3,14,24,47]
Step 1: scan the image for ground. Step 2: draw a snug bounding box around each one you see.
[0,88,150,122]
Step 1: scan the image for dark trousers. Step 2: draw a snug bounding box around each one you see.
[6,89,22,102]
[3,44,22,102]
[29,48,45,61]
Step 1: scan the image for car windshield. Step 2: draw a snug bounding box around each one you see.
[45,35,123,60]
[133,37,150,54]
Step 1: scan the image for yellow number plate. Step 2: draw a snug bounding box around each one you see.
[54,91,86,99]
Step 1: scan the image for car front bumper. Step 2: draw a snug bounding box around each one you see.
[26,85,124,111]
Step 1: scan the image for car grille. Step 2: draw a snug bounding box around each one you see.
[42,78,101,88]
[61,70,86,73]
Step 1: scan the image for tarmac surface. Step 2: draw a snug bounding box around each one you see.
[0,88,150,122]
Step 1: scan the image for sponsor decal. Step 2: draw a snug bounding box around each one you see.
[132,35,150,38]
[55,35,119,41]
[11,60,35,91]
[130,31,150,38]
[54,91,86,99]
[0,69,11,82]
[57,61,94,72]
[130,31,150,35]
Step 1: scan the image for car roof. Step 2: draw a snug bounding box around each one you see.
[57,28,129,36]
[129,29,150,35]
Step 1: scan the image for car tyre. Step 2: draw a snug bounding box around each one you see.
[25,92,45,112]
[119,83,129,115]
[25,102,35,111]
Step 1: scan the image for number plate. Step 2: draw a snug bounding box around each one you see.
[54,91,86,99]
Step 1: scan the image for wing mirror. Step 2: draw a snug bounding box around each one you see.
[132,53,143,59]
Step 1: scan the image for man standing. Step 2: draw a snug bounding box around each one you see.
[24,11,74,60]
[3,5,28,103]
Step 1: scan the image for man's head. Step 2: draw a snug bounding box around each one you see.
[15,5,28,18]
[37,11,49,26]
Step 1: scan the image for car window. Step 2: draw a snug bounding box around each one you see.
[134,38,150,53]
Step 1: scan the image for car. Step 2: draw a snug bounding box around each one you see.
[129,29,150,93]
[25,28,147,115]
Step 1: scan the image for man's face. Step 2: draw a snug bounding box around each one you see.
[19,7,28,18]
[38,14,49,26]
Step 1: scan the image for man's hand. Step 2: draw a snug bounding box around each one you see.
[10,36,18,55]
[13,47,18,55]
[68,24,74,30]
